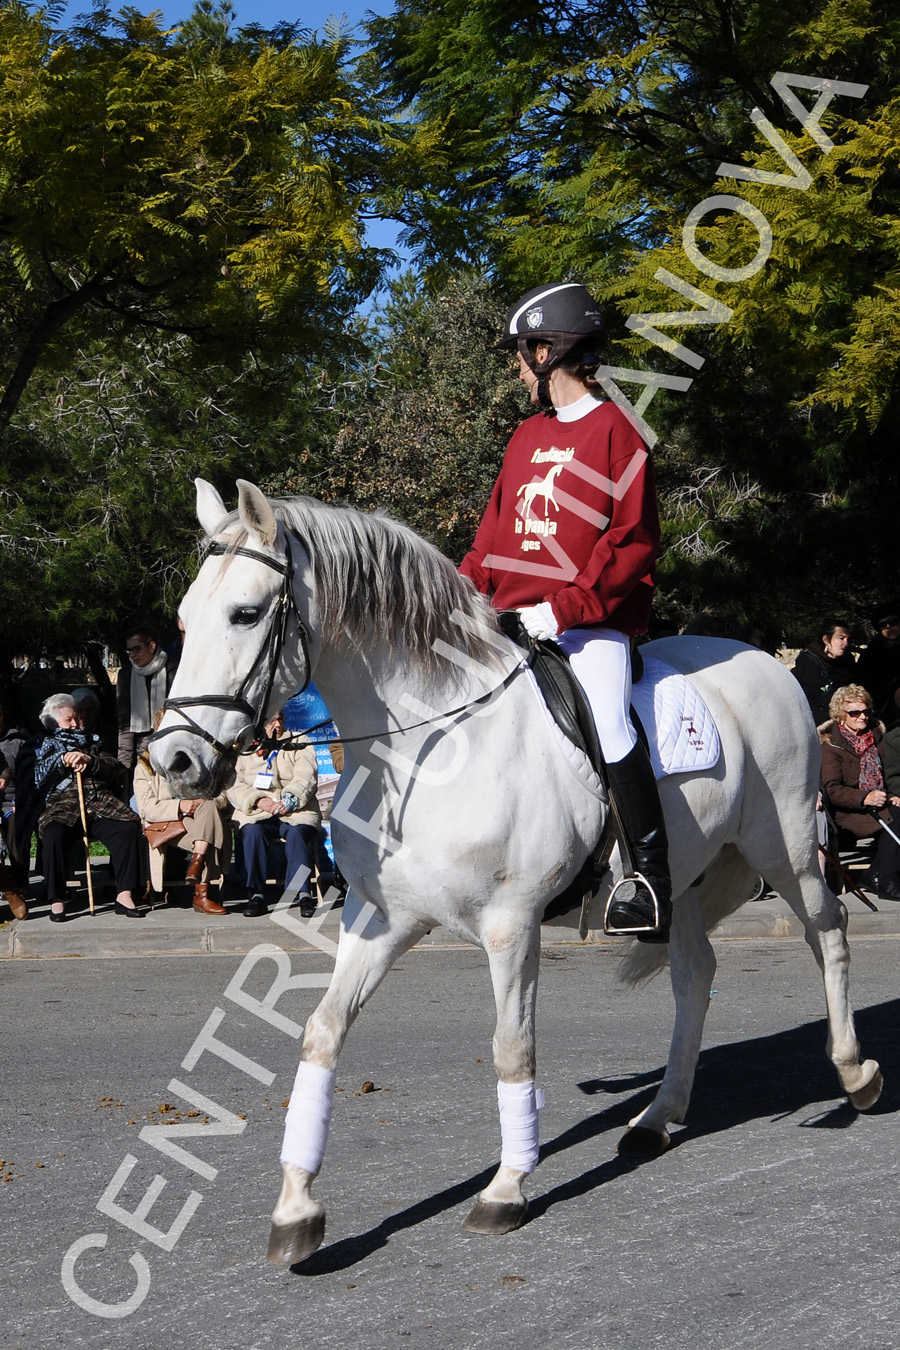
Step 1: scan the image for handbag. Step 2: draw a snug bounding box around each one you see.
[143,819,187,850]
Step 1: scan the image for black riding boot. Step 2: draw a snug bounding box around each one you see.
[604,741,672,942]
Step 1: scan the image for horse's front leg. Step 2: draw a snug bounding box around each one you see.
[463,917,541,1236]
[267,893,426,1266]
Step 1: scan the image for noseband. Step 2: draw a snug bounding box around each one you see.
[153,539,310,759]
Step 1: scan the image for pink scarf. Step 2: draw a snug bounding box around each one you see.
[838,724,883,795]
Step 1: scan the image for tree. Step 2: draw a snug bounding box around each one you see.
[0,0,401,665]
[365,0,900,635]
[267,271,524,562]
[0,0,391,434]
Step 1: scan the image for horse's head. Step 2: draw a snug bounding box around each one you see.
[150,478,313,797]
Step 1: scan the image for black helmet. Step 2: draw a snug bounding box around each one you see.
[499,283,605,408]
[499,282,605,359]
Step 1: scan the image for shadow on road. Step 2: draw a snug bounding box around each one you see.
[292,997,900,1275]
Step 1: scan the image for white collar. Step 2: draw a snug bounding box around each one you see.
[554,392,606,423]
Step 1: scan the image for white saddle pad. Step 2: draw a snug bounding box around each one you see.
[631,655,720,779]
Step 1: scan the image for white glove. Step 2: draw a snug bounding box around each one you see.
[519,602,559,641]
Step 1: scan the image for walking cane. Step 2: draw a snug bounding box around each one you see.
[818,844,878,912]
[75,769,95,916]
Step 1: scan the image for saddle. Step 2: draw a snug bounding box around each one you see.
[497,612,644,928]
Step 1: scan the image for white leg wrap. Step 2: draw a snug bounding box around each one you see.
[497,1080,545,1174]
[280,1061,336,1175]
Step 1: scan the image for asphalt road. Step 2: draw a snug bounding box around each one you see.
[3,938,900,1350]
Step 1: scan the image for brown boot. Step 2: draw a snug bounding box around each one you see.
[192,883,227,916]
[0,865,27,921]
[185,850,206,883]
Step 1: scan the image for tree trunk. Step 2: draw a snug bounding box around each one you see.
[0,280,105,436]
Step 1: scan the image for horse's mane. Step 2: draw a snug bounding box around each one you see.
[216,495,506,677]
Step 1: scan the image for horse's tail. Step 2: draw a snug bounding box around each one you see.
[619,844,761,985]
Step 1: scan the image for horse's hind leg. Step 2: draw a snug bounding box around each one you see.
[268,894,427,1266]
[463,917,541,1236]
[619,883,716,1157]
[774,869,882,1109]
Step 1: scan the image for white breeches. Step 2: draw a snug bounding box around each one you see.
[555,625,637,765]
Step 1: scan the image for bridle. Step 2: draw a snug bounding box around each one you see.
[153,539,310,758]
[153,538,531,763]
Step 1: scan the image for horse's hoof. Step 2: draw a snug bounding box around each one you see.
[617,1125,670,1158]
[266,1213,326,1266]
[849,1067,884,1112]
[461,1198,527,1235]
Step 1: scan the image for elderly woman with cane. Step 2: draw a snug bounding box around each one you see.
[821,683,900,900]
[36,694,143,921]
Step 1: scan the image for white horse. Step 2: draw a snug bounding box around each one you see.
[151,479,882,1267]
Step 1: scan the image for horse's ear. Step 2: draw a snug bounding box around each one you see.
[195,479,229,538]
[236,479,277,547]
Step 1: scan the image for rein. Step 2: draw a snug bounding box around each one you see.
[282,657,528,749]
[154,540,310,757]
[154,535,528,758]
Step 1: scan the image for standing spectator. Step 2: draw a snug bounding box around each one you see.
[856,603,900,728]
[227,709,320,918]
[116,625,175,778]
[792,618,856,727]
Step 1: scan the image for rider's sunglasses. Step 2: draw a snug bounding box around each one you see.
[878,616,900,629]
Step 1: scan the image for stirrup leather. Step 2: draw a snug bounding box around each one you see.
[603,871,665,935]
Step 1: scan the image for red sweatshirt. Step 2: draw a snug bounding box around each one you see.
[459,400,659,636]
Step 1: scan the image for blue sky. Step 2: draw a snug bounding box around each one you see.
[61,0,408,271]
[65,0,388,41]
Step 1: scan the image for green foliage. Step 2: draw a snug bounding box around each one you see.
[365,0,900,637]
[267,271,524,562]
[0,0,398,660]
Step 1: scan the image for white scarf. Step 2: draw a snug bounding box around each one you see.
[129,648,168,733]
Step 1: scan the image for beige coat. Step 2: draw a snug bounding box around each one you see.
[134,754,229,884]
[226,735,320,830]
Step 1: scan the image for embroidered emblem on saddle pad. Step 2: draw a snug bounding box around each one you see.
[631,655,720,779]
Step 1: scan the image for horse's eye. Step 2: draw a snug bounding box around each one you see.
[231,607,260,626]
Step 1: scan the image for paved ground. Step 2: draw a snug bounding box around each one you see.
[3,937,900,1349]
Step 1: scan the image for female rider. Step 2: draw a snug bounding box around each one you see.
[460,281,671,940]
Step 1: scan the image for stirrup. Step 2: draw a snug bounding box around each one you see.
[603,871,666,935]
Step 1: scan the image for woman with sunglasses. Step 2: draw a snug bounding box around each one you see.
[821,684,900,899]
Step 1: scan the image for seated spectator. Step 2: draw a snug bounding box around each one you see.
[0,702,29,916]
[792,618,856,727]
[36,693,144,922]
[116,624,176,779]
[820,683,900,900]
[72,686,117,755]
[227,709,320,919]
[134,719,230,916]
[0,745,26,921]
[856,602,900,728]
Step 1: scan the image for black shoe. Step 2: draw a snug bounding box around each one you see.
[114,900,143,918]
[244,896,268,918]
[873,874,900,900]
[49,907,66,924]
[298,895,316,919]
[604,742,672,942]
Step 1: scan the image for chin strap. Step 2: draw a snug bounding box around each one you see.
[536,374,556,412]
